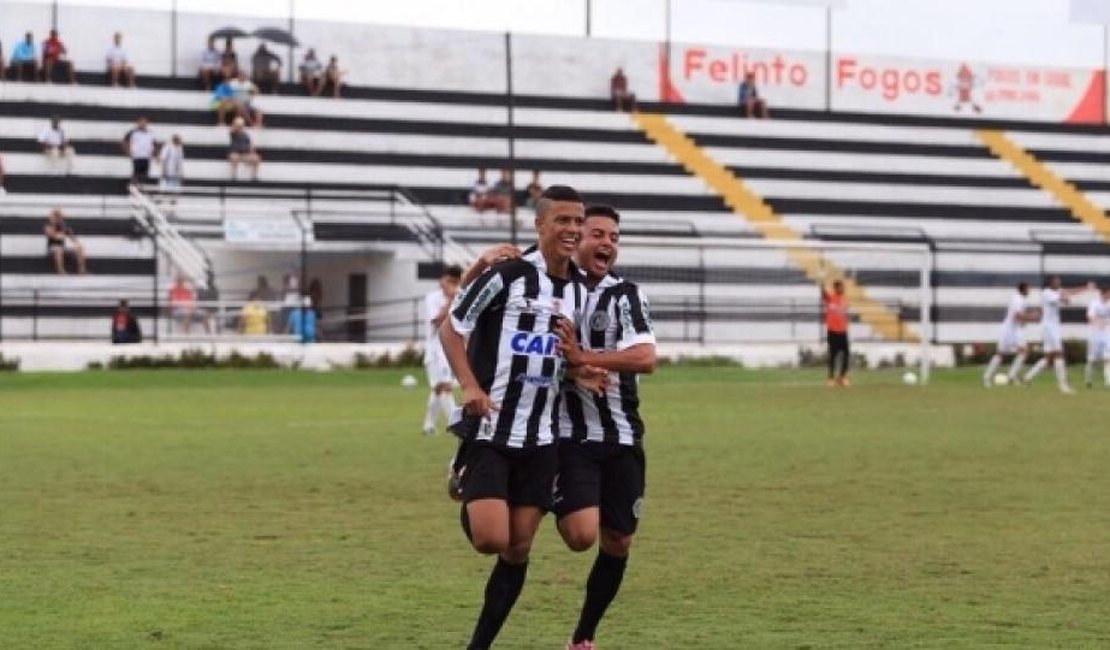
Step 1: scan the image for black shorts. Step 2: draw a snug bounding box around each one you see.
[459,442,558,510]
[552,441,646,535]
[132,158,150,179]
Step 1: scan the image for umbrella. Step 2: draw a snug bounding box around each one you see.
[209,26,249,40]
[252,27,300,47]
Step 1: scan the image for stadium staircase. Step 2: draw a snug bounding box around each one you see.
[3,76,1110,342]
[633,112,910,342]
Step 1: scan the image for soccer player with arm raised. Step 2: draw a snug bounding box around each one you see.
[553,205,656,650]
[1022,276,1094,393]
[438,185,587,650]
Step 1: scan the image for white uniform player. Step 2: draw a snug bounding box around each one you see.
[1023,276,1093,393]
[983,283,1033,387]
[1084,288,1110,388]
[421,265,462,435]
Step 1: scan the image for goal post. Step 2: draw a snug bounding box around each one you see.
[614,236,934,383]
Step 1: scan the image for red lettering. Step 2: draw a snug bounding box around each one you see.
[684,49,706,80]
[925,71,942,95]
[860,68,877,89]
[837,57,857,86]
[881,69,901,100]
[789,64,807,86]
[770,55,786,85]
[903,71,921,93]
[708,59,727,82]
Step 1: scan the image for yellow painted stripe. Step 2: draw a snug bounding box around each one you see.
[633,112,913,342]
[977,129,1110,240]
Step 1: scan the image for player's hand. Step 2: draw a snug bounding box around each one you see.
[461,384,498,418]
[555,318,583,365]
[480,244,521,267]
[571,365,609,396]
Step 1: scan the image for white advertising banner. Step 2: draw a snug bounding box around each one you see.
[831,54,1105,124]
[224,218,310,246]
[659,41,827,109]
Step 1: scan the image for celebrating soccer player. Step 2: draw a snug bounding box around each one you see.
[982,281,1036,387]
[1022,276,1093,393]
[438,185,588,650]
[552,204,656,650]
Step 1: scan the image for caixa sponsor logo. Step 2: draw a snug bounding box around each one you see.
[510,332,559,356]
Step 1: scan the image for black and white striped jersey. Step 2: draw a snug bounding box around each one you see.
[556,272,655,446]
[448,248,585,449]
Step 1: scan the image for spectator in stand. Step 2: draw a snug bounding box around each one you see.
[610,67,636,112]
[198,36,222,90]
[45,208,87,274]
[324,55,344,98]
[738,72,769,119]
[469,168,495,212]
[280,273,300,330]
[105,32,136,87]
[42,30,76,84]
[308,278,324,323]
[111,299,142,344]
[251,43,281,94]
[121,116,158,184]
[227,117,261,181]
[299,48,324,96]
[158,134,185,192]
[196,280,220,333]
[239,291,270,335]
[9,32,39,82]
[210,78,238,126]
[229,71,263,127]
[285,295,317,343]
[525,169,543,208]
[38,116,77,175]
[489,168,514,213]
[220,37,238,81]
[168,274,198,334]
[254,274,279,301]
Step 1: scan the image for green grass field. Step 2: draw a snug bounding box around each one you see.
[2,367,1110,649]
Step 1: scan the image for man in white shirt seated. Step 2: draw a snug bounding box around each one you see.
[37,116,76,175]
[198,36,222,91]
[105,32,135,87]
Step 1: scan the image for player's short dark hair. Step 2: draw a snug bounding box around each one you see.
[1017,281,1028,292]
[585,204,620,223]
[535,185,583,218]
[442,264,463,279]
[540,185,581,203]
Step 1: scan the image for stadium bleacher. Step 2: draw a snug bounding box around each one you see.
[2,72,1109,345]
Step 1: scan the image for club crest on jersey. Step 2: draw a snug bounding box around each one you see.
[510,331,559,356]
[589,310,610,331]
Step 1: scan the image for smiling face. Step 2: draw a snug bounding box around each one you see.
[535,199,584,265]
[577,214,620,281]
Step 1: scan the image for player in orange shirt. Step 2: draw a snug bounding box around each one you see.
[822,279,850,387]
